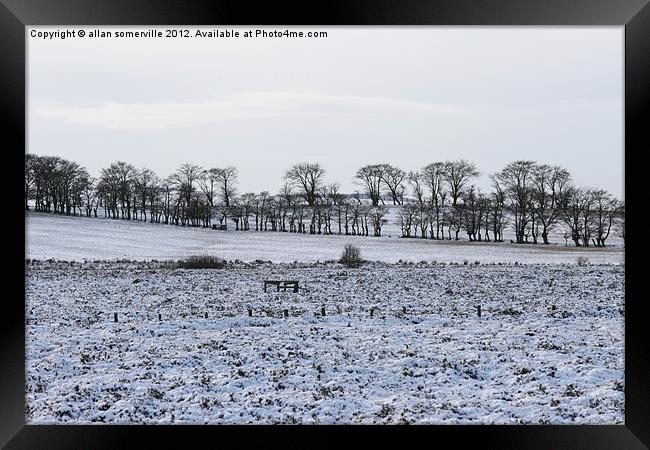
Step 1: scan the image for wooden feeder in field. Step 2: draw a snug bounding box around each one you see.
[263,280,299,293]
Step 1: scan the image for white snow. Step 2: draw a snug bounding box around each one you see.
[25,260,624,424]
[26,212,624,264]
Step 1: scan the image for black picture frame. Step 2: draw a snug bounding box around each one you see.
[3,0,648,448]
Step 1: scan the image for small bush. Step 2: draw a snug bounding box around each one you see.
[178,255,225,269]
[576,256,589,266]
[339,244,363,268]
[148,388,165,399]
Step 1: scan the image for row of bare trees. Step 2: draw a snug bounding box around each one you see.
[492,161,624,247]
[397,160,623,247]
[93,161,239,228]
[25,155,624,247]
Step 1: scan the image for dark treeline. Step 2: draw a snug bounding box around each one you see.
[25,155,624,247]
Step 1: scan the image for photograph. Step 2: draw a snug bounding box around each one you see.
[24,25,626,425]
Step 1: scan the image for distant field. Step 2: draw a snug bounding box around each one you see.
[26,212,624,264]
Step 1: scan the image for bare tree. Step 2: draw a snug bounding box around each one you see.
[580,189,597,247]
[591,189,623,247]
[147,176,162,223]
[199,168,220,209]
[69,166,91,216]
[444,160,479,206]
[160,177,175,224]
[258,191,271,231]
[530,164,572,244]
[489,180,507,242]
[407,171,429,238]
[370,206,389,236]
[81,175,97,217]
[359,203,372,236]
[171,163,202,205]
[355,164,387,207]
[492,160,536,244]
[421,162,447,239]
[408,171,425,206]
[615,204,625,246]
[461,185,485,241]
[397,203,418,238]
[562,186,594,247]
[216,166,238,207]
[100,161,138,220]
[53,159,84,216]
[228,197,244,230]
[201,166,239,227]
[284,162,325,207]
[134,168,157,222]
[239,193,257,231]
[169,163,203,226]
[381,164,407,205]
[325,183,345,235]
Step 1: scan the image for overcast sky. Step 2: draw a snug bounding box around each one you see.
[28,26,624,198]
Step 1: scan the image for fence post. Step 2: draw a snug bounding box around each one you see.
[321,307,326,317]
[402,306,407,315]
[248,308,252,317]
[370,308,374,318]
[477,305,481,317]
[158,313,161,321]
[205,312,208,319]
[283,309,289,318]
[113,313,118,323]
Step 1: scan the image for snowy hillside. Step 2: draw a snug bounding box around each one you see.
[26,212,624,264]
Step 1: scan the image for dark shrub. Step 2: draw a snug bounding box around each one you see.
[339,244,363,268]
[177,255,225,269]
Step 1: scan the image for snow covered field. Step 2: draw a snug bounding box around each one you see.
[26,212,624,264]
[25,260,624,424]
